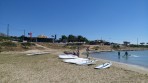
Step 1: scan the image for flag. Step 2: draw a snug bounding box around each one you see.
[55,35,56,39]
[28,32,32,37]
[51,35,54,37]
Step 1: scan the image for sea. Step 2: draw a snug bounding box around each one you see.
[90,50,148,68]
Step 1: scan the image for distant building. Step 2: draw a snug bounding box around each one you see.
[22,36,53,42]
[38,35,48,38]
[123,41,130,46]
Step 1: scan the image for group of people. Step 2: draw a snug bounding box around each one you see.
[72,47,79,57]
[74,47,129,59]
[118,51,129,56]
[72,46,90,58]
[118,51,129,59]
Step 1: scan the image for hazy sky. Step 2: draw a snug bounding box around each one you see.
[0,0,148,44]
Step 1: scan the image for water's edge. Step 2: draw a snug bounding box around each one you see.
[89,50,148,68]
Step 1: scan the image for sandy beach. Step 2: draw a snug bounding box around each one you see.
[1,0,148,82]
[0,47,148,83]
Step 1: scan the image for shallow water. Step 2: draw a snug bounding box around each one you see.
[90,50,148,68]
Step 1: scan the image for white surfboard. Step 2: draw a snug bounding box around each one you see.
[59,54,78,59]
[27,52,50,55]
[95,62,112,69]
[75,60,97,65]
[63,58,89,64]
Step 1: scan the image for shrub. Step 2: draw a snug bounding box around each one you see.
[0,36,11,41]
[0,41,17,47]
[21,42,35,47]
[112,45,120,49]
[92,46,99,50]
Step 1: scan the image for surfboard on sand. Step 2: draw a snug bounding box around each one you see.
[58,54,78,59]
[63,58,88,63]
[63,58,97,65]
[95,62,112,69]
[75,59,97,65]
[27,52,50,55]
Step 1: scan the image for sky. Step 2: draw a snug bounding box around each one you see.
[0,0,148,44]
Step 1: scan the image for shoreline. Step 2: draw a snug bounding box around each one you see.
[1,49,148,75]
[1,48,148,83]
[89,49,148,53]
[81,50,148,75]
[93,57,148,74]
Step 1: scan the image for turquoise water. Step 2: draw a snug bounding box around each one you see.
[90,50,148,68]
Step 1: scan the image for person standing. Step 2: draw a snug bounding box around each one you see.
[86,47,90,58]
[118,51,120,59]
[124,51,128,60]
[125,51,128,56]
[118,51,120,56]
[77,47,80,57]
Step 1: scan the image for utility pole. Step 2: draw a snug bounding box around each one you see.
[137,38,139,46]
[51,34,56,43]
[24,29,25,36]
[52,35,54,43]
[22,29,25,42]
[7,24,9,37]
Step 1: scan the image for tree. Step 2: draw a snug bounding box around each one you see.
[61,35,67,40]
[68,35,76,42]
[18,35,26,42]
[77,35,84,42]
[61,35,67,43]
[140,42,145,45]
[83,37,89,43]
[59,34,88,43]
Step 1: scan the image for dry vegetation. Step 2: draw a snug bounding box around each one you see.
[0,42,38,52]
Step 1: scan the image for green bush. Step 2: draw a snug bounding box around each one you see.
[112,45,120,49]
[92,46,99,50]
[0,36,11,41]
[130,45,148,48]
[21,42,35,47]
[0,42,17,47]
[70,46,77,49]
